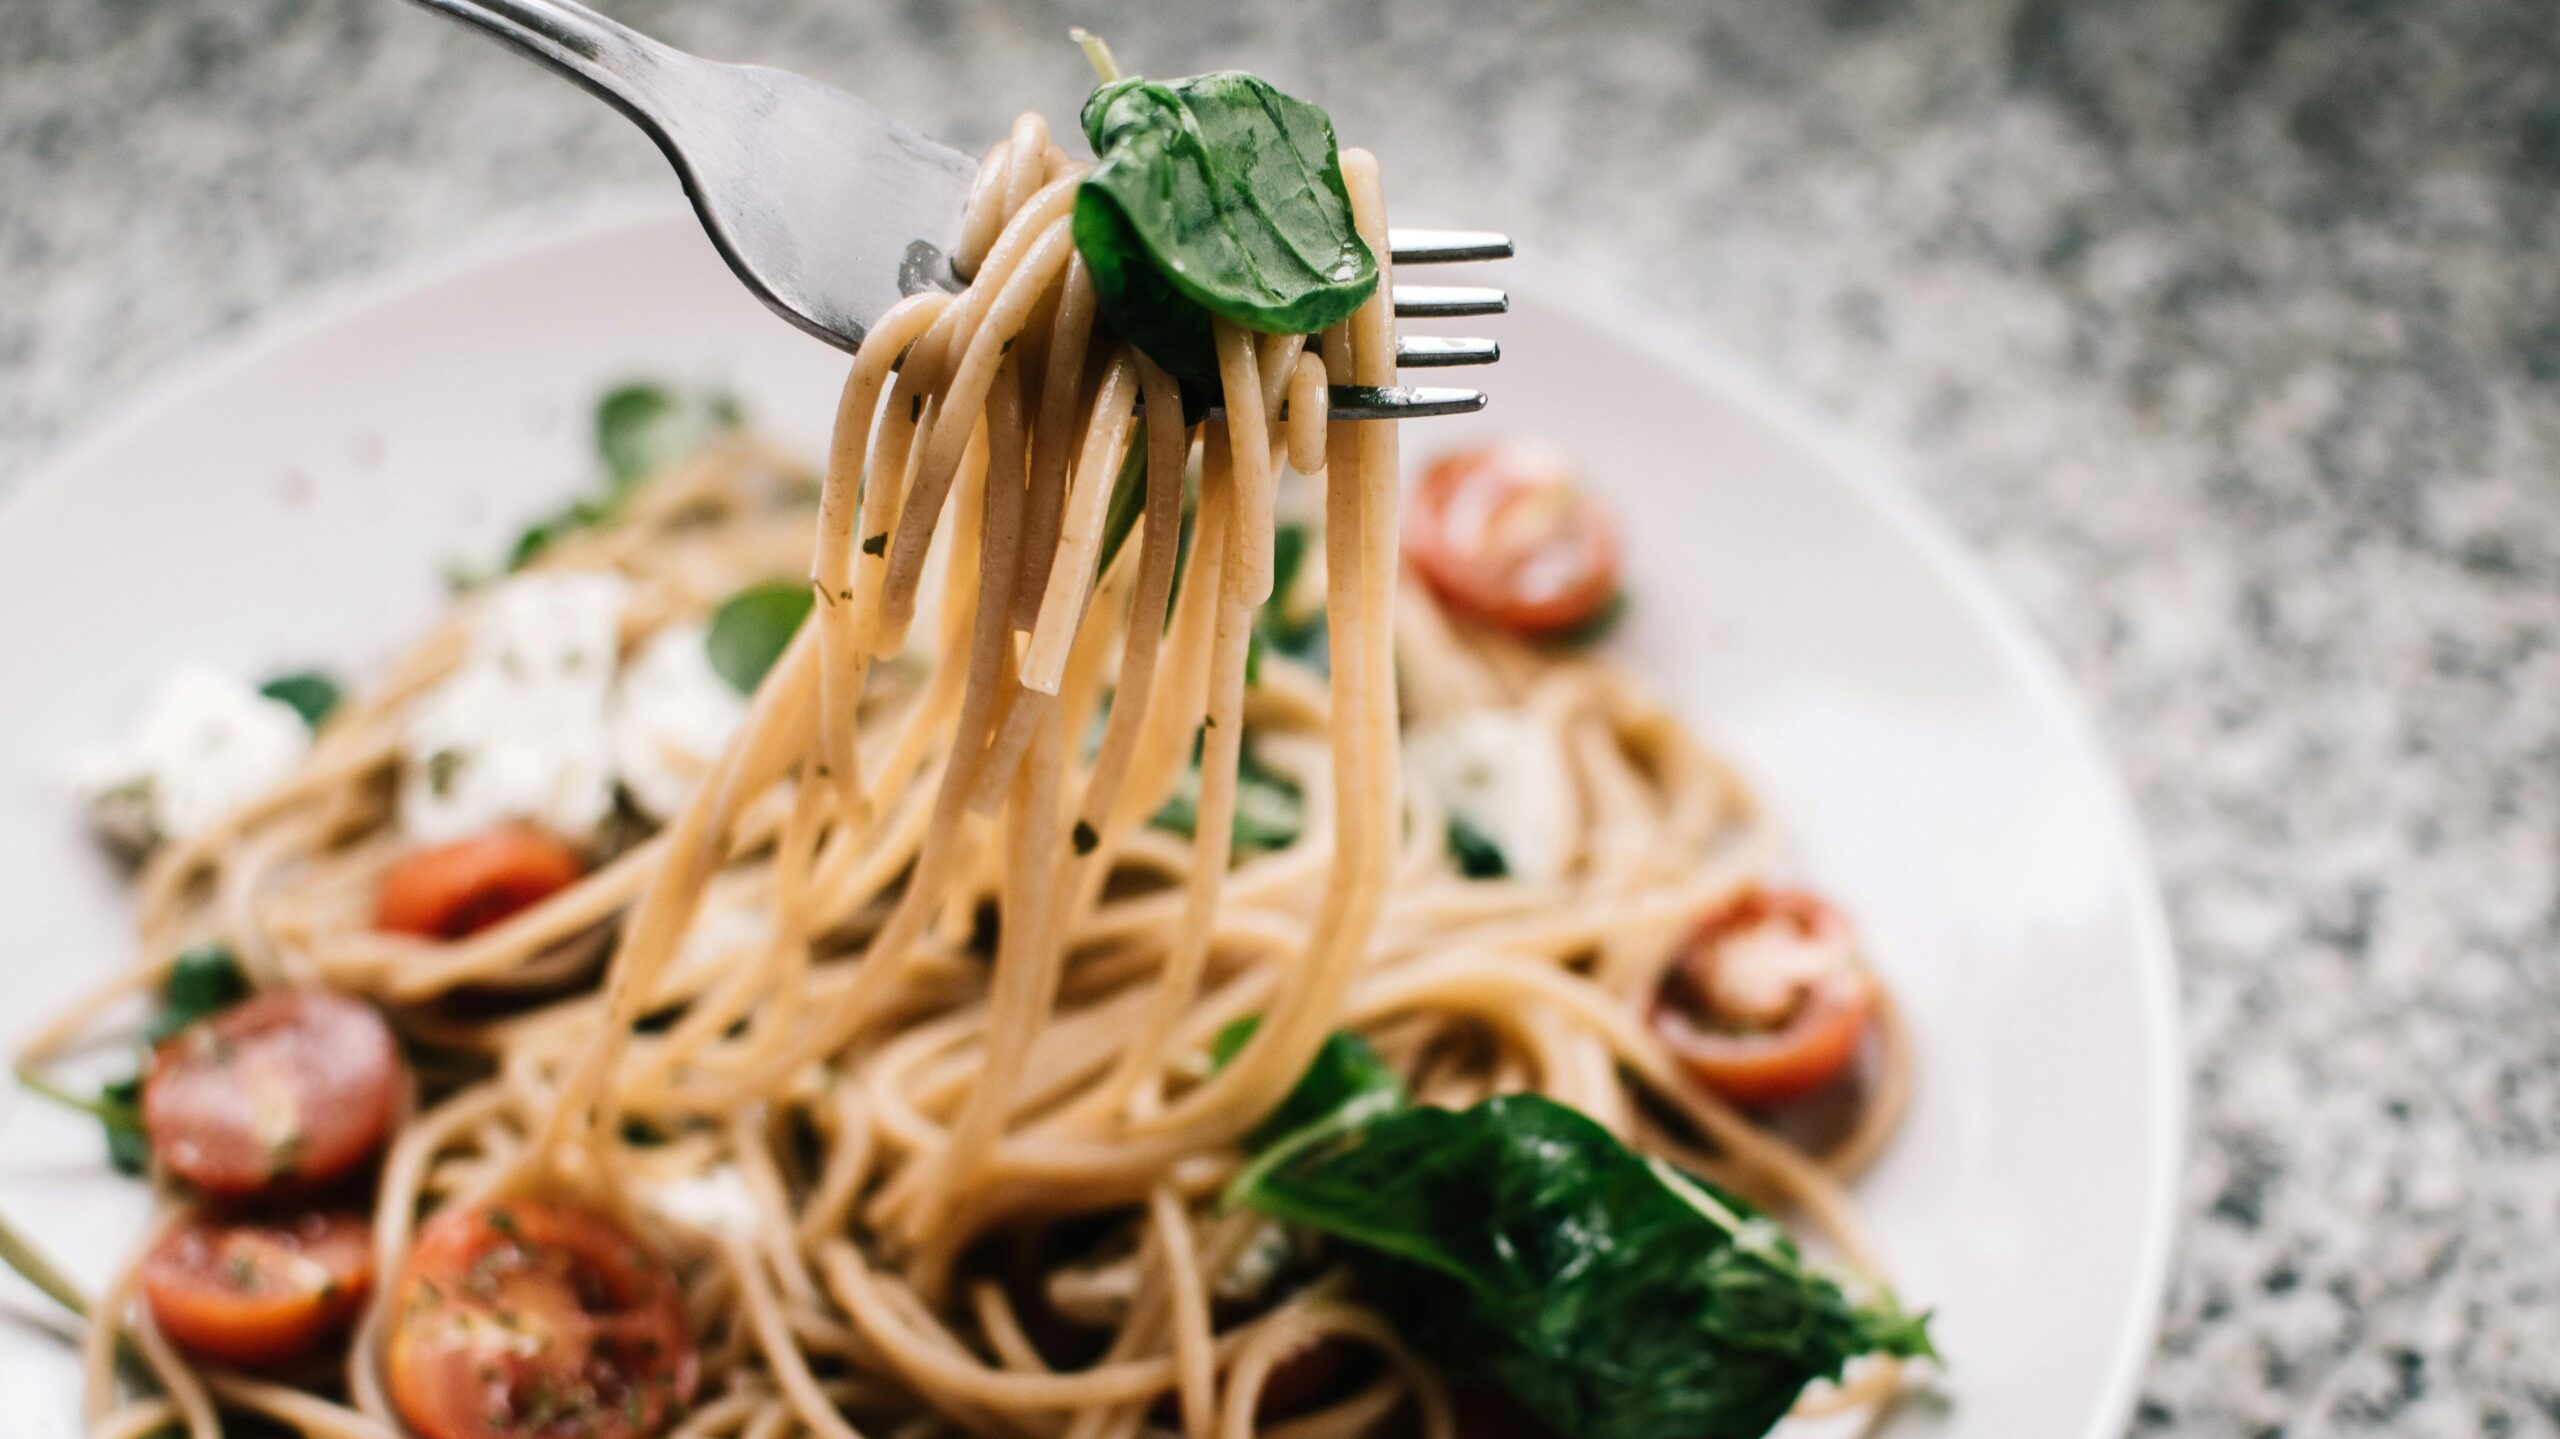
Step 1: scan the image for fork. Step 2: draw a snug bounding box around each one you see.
[399,0,1509,419]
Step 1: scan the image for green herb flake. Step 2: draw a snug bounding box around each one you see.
[256,670,342,729]
[1072,820,1100,856]
[704,581,817,695]
[1445,815,1509,880]
[862,532,889,557]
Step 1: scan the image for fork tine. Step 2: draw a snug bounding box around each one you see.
[1393,285,1508,318]
[1323,385,1488,420]
[1394,336,1501,368]
[1387,228,1514,265]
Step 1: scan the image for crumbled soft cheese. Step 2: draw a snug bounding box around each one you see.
[400,571,629,844]
[644,1164,762,1242]
[611,621,748,823]
[70,666,311,849]
[1404,709,1578,884]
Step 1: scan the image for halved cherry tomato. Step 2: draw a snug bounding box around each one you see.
[387,1199,697,1439]
[143,989,403,1196]
[1652,889,1876,1108]
[375,825,587,939]
[140,1209,372,1368]
[1405,440,1622,636]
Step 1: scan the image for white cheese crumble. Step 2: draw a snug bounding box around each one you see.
[71,666,311,849]
[643,1164,763,1242]
[400,571,630,844]
[611,621,748,823]
[1405,709,1579,884]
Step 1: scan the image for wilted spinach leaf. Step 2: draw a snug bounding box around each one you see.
[1235,1091,1935,1439]
[1211,1018,1406,1153]
[20,945,253,1177]
[705,581,815,694]
[1075,72,1377,388]
[1151,741,1302,852]
[257,670,341,729]
[148,944,250,1043]
[597,381,745,487]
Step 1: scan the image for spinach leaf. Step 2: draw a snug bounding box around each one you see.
[97,1078,149,1176]
[1211,1018,1406,1153]
[1075,72,1377,388]
[597,381,745,487]
[477,381,746,581]
[257,670,342,729]
[705,581,816,694]
[1235,1092,1935,1439]
[1250,523,1329,679]
[1445,815,1509,879]
[148,944,251,1043]
[1151,740,1302,852]
[1093,419,1152,580]
[20,945,252,1176]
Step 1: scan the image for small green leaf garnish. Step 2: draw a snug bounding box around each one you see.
[257,670,342,729]
[1072,820,1100,856]
[705,581,816,695]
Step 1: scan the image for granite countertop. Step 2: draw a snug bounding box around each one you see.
[4,0,2554,1433]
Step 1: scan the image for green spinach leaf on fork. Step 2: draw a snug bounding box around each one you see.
[1075,72,1378,390]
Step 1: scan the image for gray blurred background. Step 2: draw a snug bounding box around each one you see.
[4,1,2556,1434]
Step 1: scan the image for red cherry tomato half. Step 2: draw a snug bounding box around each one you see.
[1405,440,1622,637]
[143,989,403,1196]
[375,825,587,940]
[141,1209,373,1368]
[1652,889,1876,1108]
[387,1199,697,1439]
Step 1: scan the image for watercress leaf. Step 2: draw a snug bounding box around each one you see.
[1211,1019,1408,1153]
[150,944,249,1042]
[705,582,816,695]
[596,382,747,487]
[1075,72,1378,386]
[257,671,341,729]
[1236,1093,1934,1439]
[1445,815,1509,879]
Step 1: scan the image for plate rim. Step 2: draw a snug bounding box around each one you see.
[0,194,2185,1439]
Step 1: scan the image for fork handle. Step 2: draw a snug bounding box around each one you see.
[403,0,689,132]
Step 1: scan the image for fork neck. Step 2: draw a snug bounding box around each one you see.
[404,0,688,132]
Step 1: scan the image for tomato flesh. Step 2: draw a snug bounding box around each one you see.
[376,825,588,940]
[143,989,403,1196]
[1405,440,1622,636]
[388,1199,696,1439]
[1653,889,1876,1108]
[141,1209,373,1368]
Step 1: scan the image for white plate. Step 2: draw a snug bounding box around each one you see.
[0,201,2180,1438]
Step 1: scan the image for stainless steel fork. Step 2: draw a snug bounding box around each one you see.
[399,0,1509,419]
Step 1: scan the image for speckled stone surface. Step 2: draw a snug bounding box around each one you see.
[4,0,2556,1433]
